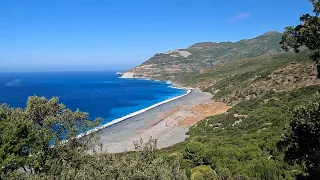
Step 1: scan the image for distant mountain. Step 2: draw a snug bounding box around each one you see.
[122,31,283,79]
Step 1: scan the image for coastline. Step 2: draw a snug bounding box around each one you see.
[77,79,190,139]
[83,74,230,153]
[98,88,230,153]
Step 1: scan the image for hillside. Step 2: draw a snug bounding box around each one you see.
[122,31,283,79]
[6,50,320,179]
[4,41,320,179]
[176,51,320,104]
[155,52,320,179]
[116,31,320,179]
[160,84,320,179]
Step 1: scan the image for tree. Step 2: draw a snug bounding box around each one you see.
[190,166,216,180]
[1,97,187,179]
[278,92,320,179]
[0,96,101,176]
[0,104,32,173]
[280,0,320,77]
[183,142,206,167]
[17,138,187,180]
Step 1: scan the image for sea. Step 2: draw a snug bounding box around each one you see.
[0,71,186,125]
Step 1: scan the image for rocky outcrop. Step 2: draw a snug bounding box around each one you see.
[165,49,192,58]
[120,72,135,78]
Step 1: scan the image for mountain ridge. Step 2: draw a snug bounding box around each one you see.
[188,31,280,49]
[122,31,283,79]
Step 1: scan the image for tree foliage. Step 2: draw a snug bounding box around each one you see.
[162,85,320,179]
[183,142,205,167]
[0,96,101,176]
[278,92,320,178]
[280,0,320,77]
[0,96,187,180]
[7,138,187,180]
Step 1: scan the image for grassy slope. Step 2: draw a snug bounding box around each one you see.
[157,52,320,179]
[132,32,283,78]
[160,85,320,179]
[174,51,318,104]
[186,31,283,65]
[145,32,282,66]
[176,52,305,86]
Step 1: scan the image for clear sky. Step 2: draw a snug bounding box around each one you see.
[0,0,314,71]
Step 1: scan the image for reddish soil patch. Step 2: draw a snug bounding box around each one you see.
[178,102,230,127]
[191,102,231,115]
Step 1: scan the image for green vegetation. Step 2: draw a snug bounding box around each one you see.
[2,56,320,179]
[280,0,320,77]
[127,31,283,79]
[278,93,320,178]
[11,139,186,180]
[175,51,316,105]
[177,52,306,86]
[0,97,186,180]
[0,96,100,176]
[145,31,282,67]
[186,31,282,65]
[190,166,216,180]
[2,1,320,179]
[161,85,320,179]
[3,76,319,180]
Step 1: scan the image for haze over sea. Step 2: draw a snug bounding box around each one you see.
[0,71,186,125]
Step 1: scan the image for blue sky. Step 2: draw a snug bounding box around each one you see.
[0,0,314,71]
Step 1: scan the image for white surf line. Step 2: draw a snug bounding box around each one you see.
[76,88,193,139]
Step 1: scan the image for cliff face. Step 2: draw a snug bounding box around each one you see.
[122,31,283,79]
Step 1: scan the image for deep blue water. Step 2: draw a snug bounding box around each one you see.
[0,71,186,125]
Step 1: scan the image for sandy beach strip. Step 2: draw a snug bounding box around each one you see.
[98,90,230,153]
[76,88,191,139]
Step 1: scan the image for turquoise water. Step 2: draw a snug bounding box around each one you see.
[0,71,186,125]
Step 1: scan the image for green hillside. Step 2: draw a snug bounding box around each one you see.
[155,51,320,179]
[3,48,320,180]
[2,0,320,179]
[125,31,283,78]
[161,85,320,179]
[145,31,282,66]
[176,51,319,104]
[186,31,283,64]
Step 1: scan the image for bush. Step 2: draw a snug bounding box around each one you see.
[183,142,206,167]
[191,166,216,180]
[278,92,320,178]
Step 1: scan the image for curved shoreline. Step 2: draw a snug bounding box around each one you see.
[98,89,223,153]
[77,87,192,139]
